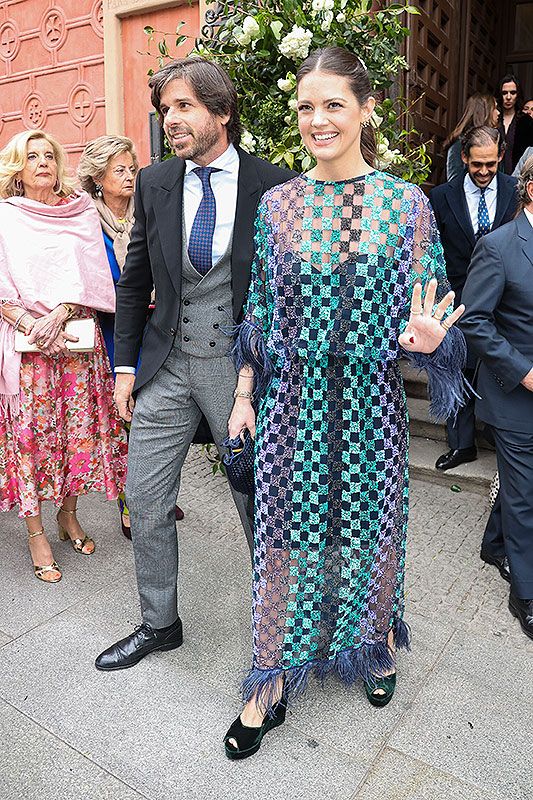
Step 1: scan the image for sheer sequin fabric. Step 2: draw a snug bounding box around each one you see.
[235,172,461,709]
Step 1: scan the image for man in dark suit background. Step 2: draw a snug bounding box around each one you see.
[460,156,533,641]
[95,58,293,671]
[430,126,518,471]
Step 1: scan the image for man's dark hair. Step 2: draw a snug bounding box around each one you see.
[461,126,504,158]
[149,57,242,145]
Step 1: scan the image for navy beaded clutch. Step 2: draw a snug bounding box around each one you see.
[221,432,255,495]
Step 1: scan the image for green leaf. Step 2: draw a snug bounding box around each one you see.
[283,151,294,169]
[270,20,283,40]
[143,25,154,35]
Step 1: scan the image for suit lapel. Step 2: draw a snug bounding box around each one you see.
[152,158,185,297]
[446,178,476,247]
[231,148,263,319]
[517,211,533,267]
[493,174,515,229]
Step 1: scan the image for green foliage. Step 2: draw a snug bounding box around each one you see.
[201,443,226,477]
[146,0,431,184]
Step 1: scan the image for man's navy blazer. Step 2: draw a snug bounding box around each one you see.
[114,147,294,394]
[429,172,518,305]
[460,212,533,433]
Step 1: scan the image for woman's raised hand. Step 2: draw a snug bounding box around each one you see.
[398,278,465,354]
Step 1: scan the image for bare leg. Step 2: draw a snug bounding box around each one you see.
[371,629,396,696]
[26,507,61,582]
[227,675,284,748]
[58,496,95,554]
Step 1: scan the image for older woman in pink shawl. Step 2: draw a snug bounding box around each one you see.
[0,130,127,583]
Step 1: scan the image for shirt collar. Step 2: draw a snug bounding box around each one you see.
[185,143,239,176]
[464,172,498,195]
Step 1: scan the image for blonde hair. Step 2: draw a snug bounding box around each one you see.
[78,135,138,196]
[0,130,77,199]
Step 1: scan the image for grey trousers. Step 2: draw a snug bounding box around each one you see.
[126,346,253,628]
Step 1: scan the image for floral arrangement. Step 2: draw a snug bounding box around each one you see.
[145,0,431,184]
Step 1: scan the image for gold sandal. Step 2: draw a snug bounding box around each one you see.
[57,507,95,555]
[28,529,62,583]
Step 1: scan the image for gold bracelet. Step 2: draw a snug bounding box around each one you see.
[61,303,75,320]
[234,389,253,401]
[13,310,29,331]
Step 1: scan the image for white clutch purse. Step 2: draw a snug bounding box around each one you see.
[14,318,96,353]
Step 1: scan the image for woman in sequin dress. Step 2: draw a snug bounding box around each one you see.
[224,48,467,759]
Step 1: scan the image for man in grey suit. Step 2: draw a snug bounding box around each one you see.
[460,156,533,641]
[95,58,292,671]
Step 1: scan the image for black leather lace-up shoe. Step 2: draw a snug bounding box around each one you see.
[95,618,183,671]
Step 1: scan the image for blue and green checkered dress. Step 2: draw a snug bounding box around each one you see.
[234,172,465,710]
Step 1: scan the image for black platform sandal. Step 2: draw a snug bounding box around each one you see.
[224,696,287,760]
[364,672,396,707]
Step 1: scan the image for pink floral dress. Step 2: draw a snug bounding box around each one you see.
[0,310,127,518]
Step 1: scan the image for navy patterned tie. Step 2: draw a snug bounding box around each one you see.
[188,167,220,276]
[476,187,491,239]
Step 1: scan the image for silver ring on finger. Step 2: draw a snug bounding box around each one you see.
[411,309,423,316]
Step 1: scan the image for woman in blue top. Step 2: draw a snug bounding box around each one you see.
[78,136,184,535]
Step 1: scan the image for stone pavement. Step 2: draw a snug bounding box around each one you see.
[0,447,531,800]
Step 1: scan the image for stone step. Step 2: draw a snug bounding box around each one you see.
[401,360,428,400]
[409,435,496,495]
[407,396,494,451]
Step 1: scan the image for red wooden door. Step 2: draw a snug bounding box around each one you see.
[0,1,105,166]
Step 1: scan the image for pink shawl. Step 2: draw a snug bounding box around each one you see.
[0,191,116,415]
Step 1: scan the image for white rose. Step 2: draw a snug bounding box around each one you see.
[370,111,383,128]
[336,12,346,23]
[312,0,325,10]
[322,10,333,28]
[279,26,313,60]
[288,98,298,112]
[240,130,257,153]
[324,0,334,9]
[234,28,252,46]
[377,147,401,168]
[321,18,331,31]
[277,78,293,93]
[242,16,260,39]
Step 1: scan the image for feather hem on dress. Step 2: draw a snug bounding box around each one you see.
[241,617,411,716]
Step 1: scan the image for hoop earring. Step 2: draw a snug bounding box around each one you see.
[14,178,23,194]
[361,119,370,128]
[94,183,103,197]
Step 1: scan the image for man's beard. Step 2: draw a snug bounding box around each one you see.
[166,117,221,161]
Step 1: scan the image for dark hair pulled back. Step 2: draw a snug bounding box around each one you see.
[496,74,524,115]
[296,46,376,166]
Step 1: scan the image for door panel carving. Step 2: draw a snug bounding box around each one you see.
[0,1,104,166]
